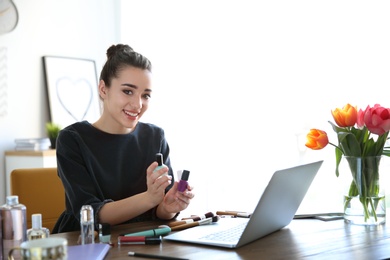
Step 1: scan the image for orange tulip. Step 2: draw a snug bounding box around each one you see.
[331,104,357,127]
[305,129,329,150]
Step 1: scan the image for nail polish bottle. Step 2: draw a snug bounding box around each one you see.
[154,153,168,176]
[99,223,111,244]
[27,213,50,240]
[178,170,190,192]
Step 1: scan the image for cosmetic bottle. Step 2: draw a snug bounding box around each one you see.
[27,213,50,240]
[154,153,168,176]
[0,209,2,260]
[1,195,27,260]
[99,223,111,244]
[178,170,190,192]
[80,205,94,244]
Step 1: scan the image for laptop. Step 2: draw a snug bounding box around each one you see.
[163,160,323,248]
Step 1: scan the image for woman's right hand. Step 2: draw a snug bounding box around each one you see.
[145,162,172,205]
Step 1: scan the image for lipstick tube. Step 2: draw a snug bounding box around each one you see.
[118,236,162,245]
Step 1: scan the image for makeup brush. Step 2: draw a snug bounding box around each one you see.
[170,217,213,231]
[181,212,214,221]
[168,215,220,229]
[168,219,194,227]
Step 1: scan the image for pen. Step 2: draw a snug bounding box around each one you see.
[122,226,171,237]
[128,251,189,260]
[118,236,162,245]
[293,213,344,221]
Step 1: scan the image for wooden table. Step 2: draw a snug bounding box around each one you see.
[51,218,390,259]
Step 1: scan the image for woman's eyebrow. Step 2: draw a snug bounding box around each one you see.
[122,83,152,92]
[122,83,137,88]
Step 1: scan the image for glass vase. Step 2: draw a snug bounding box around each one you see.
[341,156,386,225]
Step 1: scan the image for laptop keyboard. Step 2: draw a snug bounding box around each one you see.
[199,222,246,242]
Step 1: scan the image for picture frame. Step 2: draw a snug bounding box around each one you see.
[43,56,101,129]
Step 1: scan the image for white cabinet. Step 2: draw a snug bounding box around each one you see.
[3,150,57,202]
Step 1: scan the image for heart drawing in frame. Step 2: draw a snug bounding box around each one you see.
[43,56,101,128]
[56,76,94,122]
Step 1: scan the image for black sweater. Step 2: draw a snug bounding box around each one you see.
[52,121,174,233]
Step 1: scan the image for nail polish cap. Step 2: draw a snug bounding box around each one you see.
[156,153,163,166]
[145,236,162,244]
[6,195,19,206]
[181,170,190,181]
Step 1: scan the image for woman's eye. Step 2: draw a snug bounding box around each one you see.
[123,90,133,95]
[143,94,151,99]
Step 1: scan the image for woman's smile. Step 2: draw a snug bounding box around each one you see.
[124,109,140,120]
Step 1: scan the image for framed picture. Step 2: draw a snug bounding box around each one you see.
[43,56,101,129]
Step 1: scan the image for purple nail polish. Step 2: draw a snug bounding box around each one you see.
[178,170,190,192]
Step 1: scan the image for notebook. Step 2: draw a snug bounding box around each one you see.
[163,160,323,248]
[67,243,110,260]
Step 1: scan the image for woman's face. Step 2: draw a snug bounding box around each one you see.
[99,66,152,134]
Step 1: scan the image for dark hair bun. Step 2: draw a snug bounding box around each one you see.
[106,44,134,59]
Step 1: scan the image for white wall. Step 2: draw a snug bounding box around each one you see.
[0,0,121,203]
[121,0,390,216]
[2,0,390,218]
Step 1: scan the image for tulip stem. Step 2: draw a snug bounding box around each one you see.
[329,142,342,151]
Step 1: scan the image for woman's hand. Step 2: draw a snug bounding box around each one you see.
[145,162,172,206]
[156,181,195,219]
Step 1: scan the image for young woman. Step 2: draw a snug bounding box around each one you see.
[53,44,194,233]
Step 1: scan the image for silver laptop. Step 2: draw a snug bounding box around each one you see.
[164,160,323,248]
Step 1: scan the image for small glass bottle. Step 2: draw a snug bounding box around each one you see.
[27,213,50,240]
[80,205,94,244]
[1,195,27,260]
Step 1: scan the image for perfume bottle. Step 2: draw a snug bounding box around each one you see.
[1,195,27,259]
[80,205,94,244]
[0,212,2,260]
[27,213,50,240]
[154,153,168,176]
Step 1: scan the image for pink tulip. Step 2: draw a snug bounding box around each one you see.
[363,104,390,136]
[356,109,365,128]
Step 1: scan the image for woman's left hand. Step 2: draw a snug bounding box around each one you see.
[159,182,195,215]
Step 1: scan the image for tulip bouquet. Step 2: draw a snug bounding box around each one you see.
[305,104,390,223]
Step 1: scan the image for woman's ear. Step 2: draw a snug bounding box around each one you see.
[98,80,108,99]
